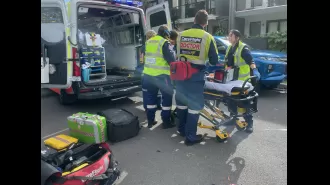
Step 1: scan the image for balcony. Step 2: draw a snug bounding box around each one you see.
[268,0,287,7]
[235,0,287,18]
[171,0,217,24]
[236,0,287,11]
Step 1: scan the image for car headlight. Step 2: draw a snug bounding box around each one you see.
[258,57,281,61]
[49,64,56,74]
[268,64,273,70]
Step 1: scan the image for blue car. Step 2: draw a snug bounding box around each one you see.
[208,36,287,89]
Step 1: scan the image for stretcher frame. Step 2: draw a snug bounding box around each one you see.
[172,76,259,142]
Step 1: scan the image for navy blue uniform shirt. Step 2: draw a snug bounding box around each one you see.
[141,36,176,64]
[227,42,255,67]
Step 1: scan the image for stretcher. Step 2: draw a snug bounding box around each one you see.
[172,75,259,142]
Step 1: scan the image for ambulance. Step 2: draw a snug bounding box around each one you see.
[41,0,172,105]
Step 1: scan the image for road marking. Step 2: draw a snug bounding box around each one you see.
[41,128,69,140]
[112,96,127,101]
[114,170,128,185]
[149,122,161,131]
[264,128,287,131]
[141,121,161,131]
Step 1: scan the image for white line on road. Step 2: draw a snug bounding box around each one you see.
[114,170,128,185]
[41,128,69,140]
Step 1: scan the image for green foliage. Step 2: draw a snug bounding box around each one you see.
[267,31,287,52]
[214,26,227,36]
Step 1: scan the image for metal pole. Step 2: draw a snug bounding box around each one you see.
[228,0,236,31]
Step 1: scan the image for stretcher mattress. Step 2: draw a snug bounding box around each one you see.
[204,80,254,95]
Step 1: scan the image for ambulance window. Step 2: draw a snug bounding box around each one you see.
[41,7,65,44]
[41,7,63,23]
[150,11,167,28]
[117,29,134,45]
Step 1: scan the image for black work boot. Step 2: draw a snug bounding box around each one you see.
[148,120,157,128]
[184,134,205,146]
[245,121,254,133]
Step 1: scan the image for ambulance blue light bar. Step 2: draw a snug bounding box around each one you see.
[105,0,143,7]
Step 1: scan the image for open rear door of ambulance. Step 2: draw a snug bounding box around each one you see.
[146,1,172,33]
[41,0,73,89]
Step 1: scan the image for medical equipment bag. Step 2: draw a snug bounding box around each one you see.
[67,113,108,144]
[42,142,120,185]
[44,134,79,151]
[170,56,199,81]
[214,66,239,83]
[97,108,140,142]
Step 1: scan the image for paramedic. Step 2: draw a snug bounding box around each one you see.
[175,10,219,146]
[141,30,157,111]
[143,25,176,129]
[169,30,178,53]
[225,29,261,133]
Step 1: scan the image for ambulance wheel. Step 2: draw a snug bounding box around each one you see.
[216,135,227,143]
[59,90,77,105]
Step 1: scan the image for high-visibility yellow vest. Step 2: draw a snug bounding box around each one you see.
[143,35,170,76]
[177,29,217,65]
[225,41,250,81]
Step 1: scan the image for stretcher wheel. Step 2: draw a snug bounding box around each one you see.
[235,121,248,131]
[216,135,228,142]
[215,130,229,142]
[235,124,246,131]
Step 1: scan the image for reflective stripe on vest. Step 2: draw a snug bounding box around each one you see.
[177,29,212,65]
[143,36,170,76]
[144,64,170,70]
[225,41,250,81]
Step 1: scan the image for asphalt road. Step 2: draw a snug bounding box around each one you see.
[41,89,287,185]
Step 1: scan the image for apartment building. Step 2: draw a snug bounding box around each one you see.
[145,0,286,36]
[235,0,287,36]
[145,0,223,34]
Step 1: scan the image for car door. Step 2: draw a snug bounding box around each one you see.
[146,1,172,33]
[41,0,72,89]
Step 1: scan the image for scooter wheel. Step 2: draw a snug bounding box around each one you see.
[235,123,246,131]
[216,135,228,142]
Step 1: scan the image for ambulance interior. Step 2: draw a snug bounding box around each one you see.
[77,6,144,85]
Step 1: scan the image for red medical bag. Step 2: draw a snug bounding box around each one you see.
[170,56,199,81]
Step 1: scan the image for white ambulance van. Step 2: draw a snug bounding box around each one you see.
[41,0,171,105]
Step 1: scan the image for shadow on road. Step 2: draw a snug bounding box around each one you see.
[148,122,250,185]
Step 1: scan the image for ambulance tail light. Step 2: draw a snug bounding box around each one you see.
[72,47,81,77]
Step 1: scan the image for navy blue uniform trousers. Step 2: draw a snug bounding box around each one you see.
[142,75,162,110]
[142,74,173,124]
[175,71,205,141]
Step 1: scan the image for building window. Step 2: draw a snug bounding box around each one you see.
[249,21,261,36]
[266,20,287,34]
[209,0,216,14]
[236,0,246,11]
[252,0,263,7]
